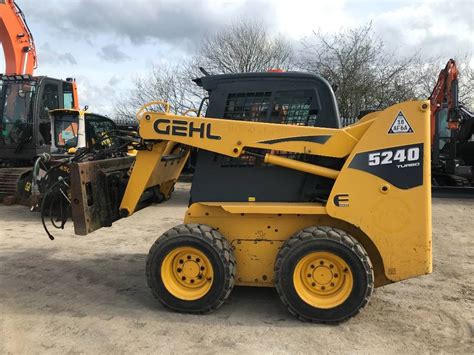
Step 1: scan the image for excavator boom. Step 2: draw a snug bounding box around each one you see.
[0,0,79,108]
[0,0,37,75]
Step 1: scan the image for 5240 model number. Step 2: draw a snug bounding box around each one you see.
[368,147,420,167]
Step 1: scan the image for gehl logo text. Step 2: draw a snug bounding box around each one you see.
[154,119,222,140]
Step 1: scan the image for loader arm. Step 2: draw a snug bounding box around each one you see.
[118,109,373,217]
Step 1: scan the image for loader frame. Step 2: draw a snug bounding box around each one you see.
[70,100,432,288]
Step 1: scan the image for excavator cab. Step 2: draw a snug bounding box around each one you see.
[0,74,77,163]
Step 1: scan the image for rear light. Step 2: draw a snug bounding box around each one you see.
[267,68,284,73]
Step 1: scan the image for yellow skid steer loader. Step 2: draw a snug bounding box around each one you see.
[64,72,432,323]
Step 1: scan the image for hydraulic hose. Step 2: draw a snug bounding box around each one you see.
[31,152,51,195]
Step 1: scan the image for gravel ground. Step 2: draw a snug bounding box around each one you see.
[0,183,473,354]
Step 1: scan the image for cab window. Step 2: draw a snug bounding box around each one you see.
[38,83,59,145]
[85,114,117,148]
[62,82,74,109]
[54,114,79,148]
[40,83,60,120]
[270,90,315,126]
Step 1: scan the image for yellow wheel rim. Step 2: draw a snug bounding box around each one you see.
[161,246,214,301]
[293,251,353,309]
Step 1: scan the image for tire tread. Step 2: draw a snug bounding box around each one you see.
[146,223,236,314]
[275,226,374,323]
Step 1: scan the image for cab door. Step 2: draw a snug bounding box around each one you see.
[35,79,62,153]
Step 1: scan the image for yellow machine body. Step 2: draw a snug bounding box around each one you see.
[111,100,432,289]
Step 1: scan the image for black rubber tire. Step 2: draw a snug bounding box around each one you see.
[146,223,236,314]
[275,226,374,323]
[152,185,170,203]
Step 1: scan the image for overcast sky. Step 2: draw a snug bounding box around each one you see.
[1,0,473,115]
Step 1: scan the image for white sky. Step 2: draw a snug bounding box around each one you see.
[1,0,473,115]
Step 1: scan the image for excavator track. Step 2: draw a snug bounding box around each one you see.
[432,186,474,199]
[0,167,31,202]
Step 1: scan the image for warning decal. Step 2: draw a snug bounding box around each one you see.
[388,111,414,134]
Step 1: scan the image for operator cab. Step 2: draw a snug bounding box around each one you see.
[50,109,117,154]
[191,71,343,203]
[0,74,76,162]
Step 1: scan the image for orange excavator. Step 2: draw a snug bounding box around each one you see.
[430,59,474,196]
[0,0,79,160]
[0,0,81,203]
[0,0,130,206]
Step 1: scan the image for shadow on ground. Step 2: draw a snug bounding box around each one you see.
[0,248,303,327]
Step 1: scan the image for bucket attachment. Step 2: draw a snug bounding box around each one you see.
[70,156,134,235]
[70,143,189,235]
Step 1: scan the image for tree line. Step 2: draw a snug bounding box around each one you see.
[114,21,473,121]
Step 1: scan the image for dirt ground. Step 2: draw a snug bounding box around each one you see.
[0,182,472,354]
